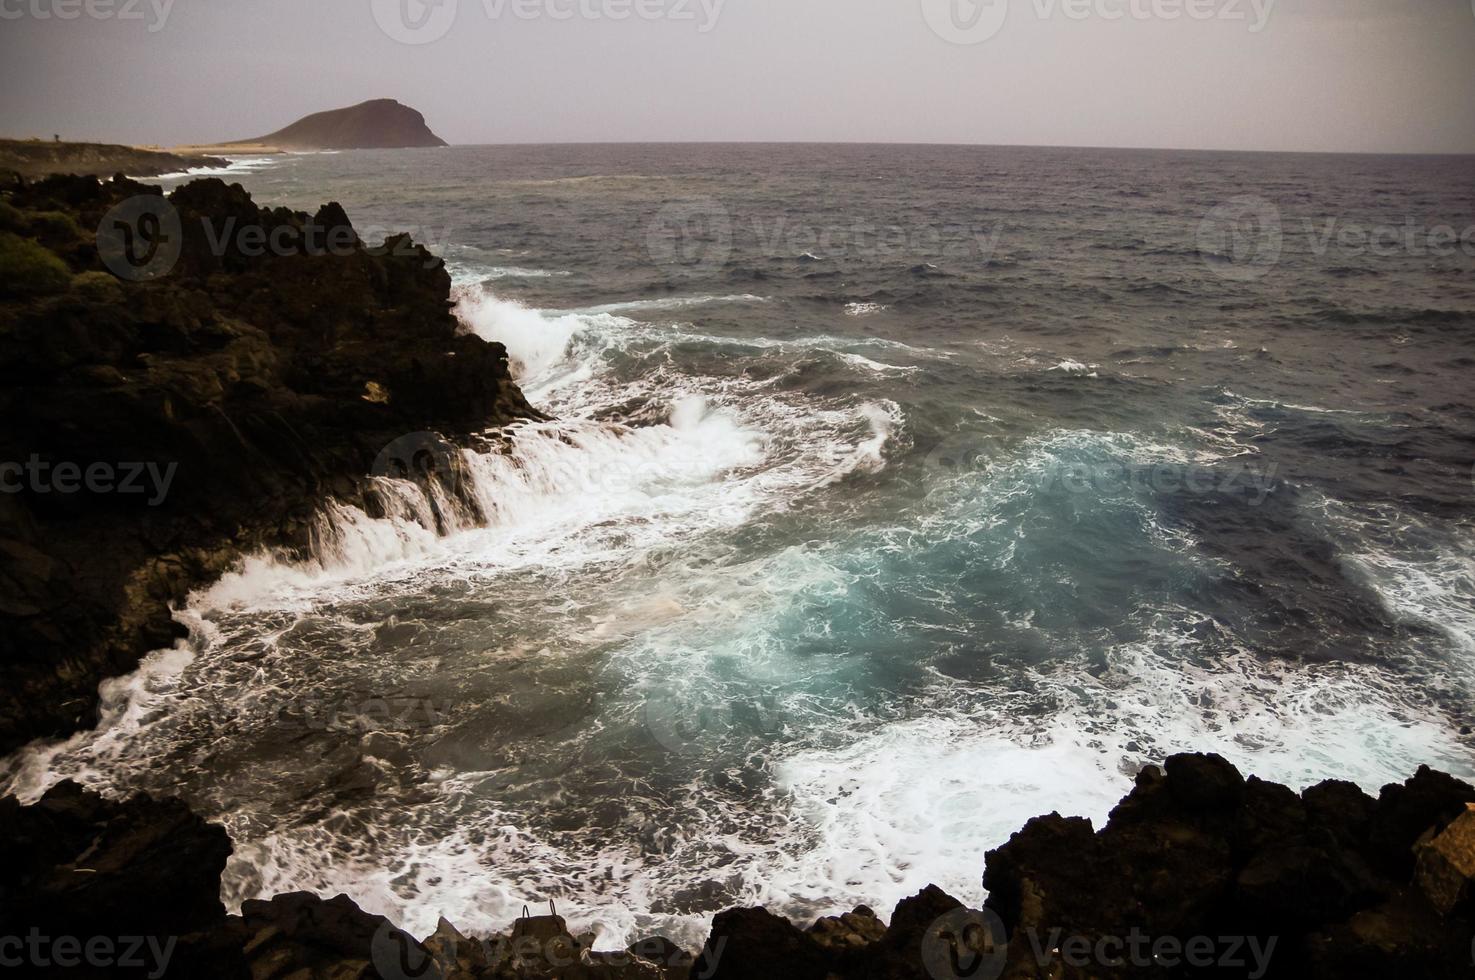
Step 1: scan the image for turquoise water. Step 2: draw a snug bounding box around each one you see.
[5,144,1474,947]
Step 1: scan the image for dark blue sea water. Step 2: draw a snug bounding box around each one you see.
[6,144,1474,947]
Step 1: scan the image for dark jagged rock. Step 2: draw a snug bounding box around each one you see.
[237,892,432,980]
[807,904,887,951]
[0,173,538,754]
[848,886,967,980]
[1,757,1472,978]
[0,780,230,938]
[982,753,1475,978]
[1368,765,1475,878]
[626,936,694,977]
[423,917,488,979]
[1164,749,1247,811]
[690,907,829,980]
[1415,805,1475,916]
[233,98,449,150]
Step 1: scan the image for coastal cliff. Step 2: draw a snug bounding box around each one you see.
[2,754,1471,978]
[0,174,537,754]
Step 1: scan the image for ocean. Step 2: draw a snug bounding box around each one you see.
[4,143,1473,948]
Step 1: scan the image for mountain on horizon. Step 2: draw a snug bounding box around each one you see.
[232,98,447,150]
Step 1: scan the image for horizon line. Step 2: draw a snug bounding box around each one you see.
[8,133,1472,158]
[427,138,1475,158]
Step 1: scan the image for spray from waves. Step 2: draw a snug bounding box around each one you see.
[54,252,1473,951]
[556,295,770,316]
[452,280,937,423]
[148,155,281,182]
[196,405,770,612]
[0,278,911,950]
[796,402,897,494]
[1312,495,1475,665]
[4,406,1470,951]
[0,640,198,806]
[256,538,1471,948]
[451,285,675,409]
[498,425,1473,941]
[178,279,852,610]
[438,246,576,288]
[200,276,907,610]
[767,641,1475,922]
[454,289,593,381]
[835,352,915,375]
[0,272,902,773]
[1047,359,1099,377]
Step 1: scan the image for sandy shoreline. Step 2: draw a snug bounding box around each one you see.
[165,141,284,156]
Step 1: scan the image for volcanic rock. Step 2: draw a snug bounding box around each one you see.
[0,173,537,754]
[1415,804,1475,916]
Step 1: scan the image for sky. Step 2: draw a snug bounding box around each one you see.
[0,0,1472,153]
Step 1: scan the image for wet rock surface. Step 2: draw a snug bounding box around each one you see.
[0,173,538,755]
[2,756,1471,978]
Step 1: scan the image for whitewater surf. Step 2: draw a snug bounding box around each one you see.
[4,144,1472,951]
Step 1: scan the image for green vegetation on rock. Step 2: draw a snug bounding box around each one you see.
[0,231,71,297]
[24,209,83,245]
[0,200,23,233]
[71,269,125,302]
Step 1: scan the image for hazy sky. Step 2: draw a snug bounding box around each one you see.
[1,0,1472,152]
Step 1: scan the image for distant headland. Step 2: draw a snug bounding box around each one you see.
[217,97,449,151]
[1,99,447,179]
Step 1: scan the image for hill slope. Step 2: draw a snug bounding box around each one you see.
[0,139,226,178]
[236,98,448,150]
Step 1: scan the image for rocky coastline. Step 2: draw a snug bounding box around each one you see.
[2,754,1472,978]
[1,176,1472,978]
[0,173,537,754]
